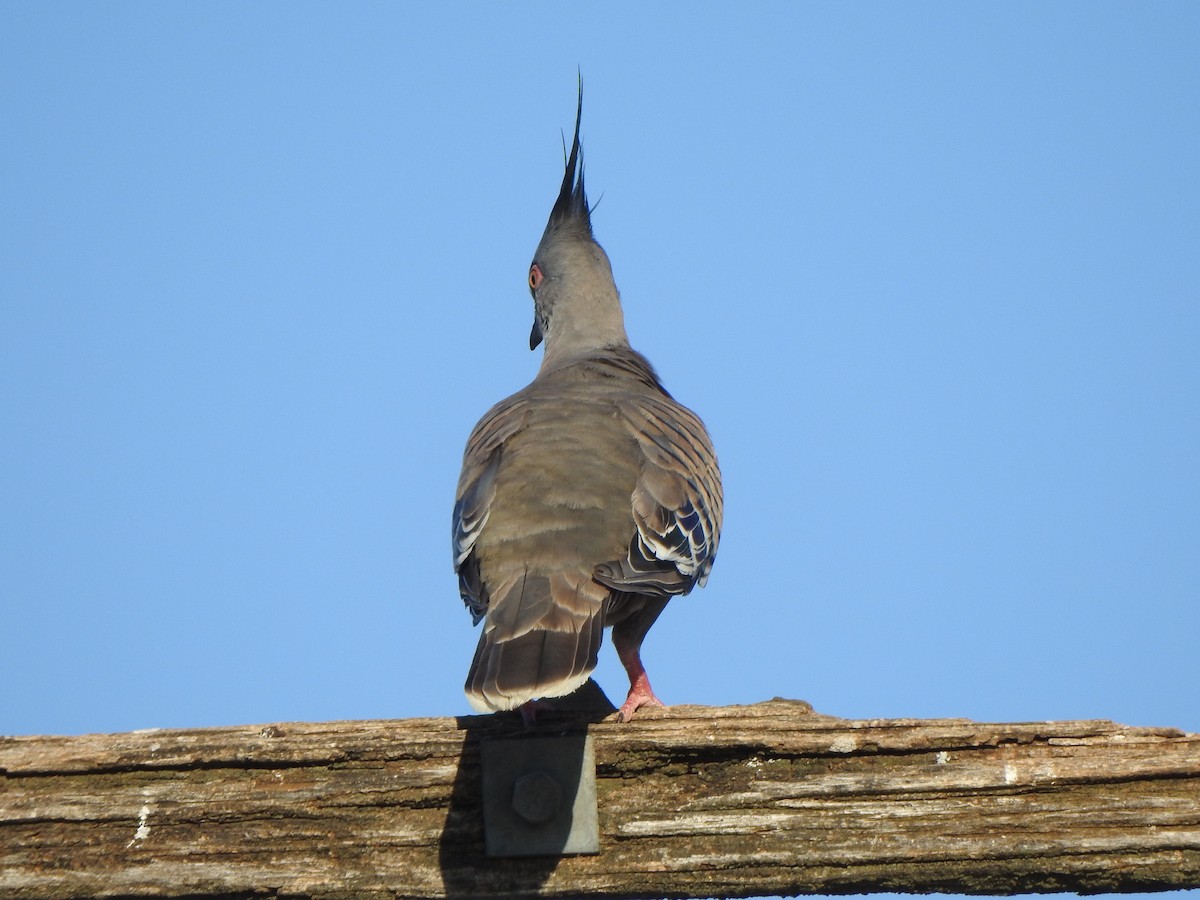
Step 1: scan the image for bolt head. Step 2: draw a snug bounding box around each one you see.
[511,770,562,825]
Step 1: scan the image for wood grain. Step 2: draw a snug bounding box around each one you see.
[2,699,1198,899]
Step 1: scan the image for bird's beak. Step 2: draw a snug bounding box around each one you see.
[529,319,543,350]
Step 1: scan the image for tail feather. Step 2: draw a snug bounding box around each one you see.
[465,571,607,712]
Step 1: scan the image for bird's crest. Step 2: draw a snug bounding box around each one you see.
[541,83,594,243]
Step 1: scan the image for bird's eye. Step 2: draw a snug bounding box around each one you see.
[528,264,543,291]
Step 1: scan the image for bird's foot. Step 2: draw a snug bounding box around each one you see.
[615,674,665,723]
[518,700,540,729]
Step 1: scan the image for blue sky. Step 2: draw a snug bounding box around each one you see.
[3,0,1197,802]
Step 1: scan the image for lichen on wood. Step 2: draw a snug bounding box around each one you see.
[2,699,1198,899]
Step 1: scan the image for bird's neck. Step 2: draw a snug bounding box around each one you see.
[538,291,631,374]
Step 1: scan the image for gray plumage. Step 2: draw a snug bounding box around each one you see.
[452,87,722,722]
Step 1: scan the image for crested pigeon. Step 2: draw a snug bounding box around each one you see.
[452,88,722,723]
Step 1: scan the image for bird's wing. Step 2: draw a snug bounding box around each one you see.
[452,395,530,622]
[594,392,723,598]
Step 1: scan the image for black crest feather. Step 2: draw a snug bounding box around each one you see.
[543,82,592,240]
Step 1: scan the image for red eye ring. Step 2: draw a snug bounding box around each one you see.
[528,264,544,291]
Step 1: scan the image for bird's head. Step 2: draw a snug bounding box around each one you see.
[527,85,629,367]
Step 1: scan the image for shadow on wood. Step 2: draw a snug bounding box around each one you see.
[1,696,1198,899]
[438,679,616,896]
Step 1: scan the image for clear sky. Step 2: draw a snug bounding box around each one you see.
[2,2,1198,889]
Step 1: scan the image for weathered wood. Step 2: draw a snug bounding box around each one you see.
[2,699,1198,899]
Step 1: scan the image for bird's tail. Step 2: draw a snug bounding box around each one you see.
[465,570,607,713]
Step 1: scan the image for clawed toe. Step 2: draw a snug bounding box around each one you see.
[616,683,666,723]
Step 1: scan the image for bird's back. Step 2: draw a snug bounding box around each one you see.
[455,346,720,713]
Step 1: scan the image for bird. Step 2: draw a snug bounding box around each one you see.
[452,85,722,724]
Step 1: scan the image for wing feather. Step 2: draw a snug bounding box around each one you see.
[593,393,722,597]
[451,397,530,622]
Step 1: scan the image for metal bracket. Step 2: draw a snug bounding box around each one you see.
[480,733,599,857]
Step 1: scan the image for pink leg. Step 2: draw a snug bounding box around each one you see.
[519,700,539,729]
[615,651,665,722]
[611,596,669,723]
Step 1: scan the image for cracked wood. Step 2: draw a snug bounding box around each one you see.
[2,699,1198,899]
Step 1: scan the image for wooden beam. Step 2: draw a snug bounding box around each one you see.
[2,699,1198,899]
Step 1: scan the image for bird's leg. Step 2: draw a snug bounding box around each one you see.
[615,660,663,723]
[610,596,669,723]
[519,700,540,729]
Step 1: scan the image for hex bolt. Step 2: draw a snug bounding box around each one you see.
[511,770,562,825]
